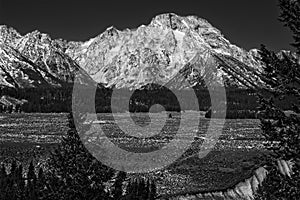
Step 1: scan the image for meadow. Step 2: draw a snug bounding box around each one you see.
[0,113,269,196]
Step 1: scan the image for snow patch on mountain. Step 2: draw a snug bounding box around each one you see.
[65,13,264,89]
[2,13,293,90]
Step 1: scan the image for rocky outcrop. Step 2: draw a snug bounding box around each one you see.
[160,160,294,200]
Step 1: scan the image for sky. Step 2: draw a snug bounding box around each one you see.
[0,0,295,52]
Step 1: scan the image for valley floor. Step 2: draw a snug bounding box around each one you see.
[0,113,269,196]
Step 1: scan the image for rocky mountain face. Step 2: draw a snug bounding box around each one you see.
[0,26,89,88]
[0,13,293,90]
[66,13,264,89]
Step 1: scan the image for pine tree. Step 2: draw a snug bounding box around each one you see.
[16,164,24,192]
[148,180,157,200]
[10,160,17,176]
[36,167,46,199]
[38,167,45,184]
[136,178,145,198]
[279,0,300,53]
[145,179,151,200]
[112,171,127,199]
[45,113,115,199]
[26,179,38,200]
[0,164,7,200]
[27,161,37,182]
[0,164,6,178]
[140,178,149,200]
[123,177,156,200]
[255,0,300,199]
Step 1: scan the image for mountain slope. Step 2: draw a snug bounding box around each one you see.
[65,13,264,89]
[0,25,90,88]
[1,13,296,90]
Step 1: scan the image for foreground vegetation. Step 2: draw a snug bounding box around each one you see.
[254,0,300,199]
[0,114,157,200]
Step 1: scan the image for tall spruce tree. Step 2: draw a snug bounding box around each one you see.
[44,113,115,200]
[255,0,300,199]
[279,0,300,53]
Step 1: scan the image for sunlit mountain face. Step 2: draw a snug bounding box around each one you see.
[1,13,297,90]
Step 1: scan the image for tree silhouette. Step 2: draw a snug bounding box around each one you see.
[255,0,300,199]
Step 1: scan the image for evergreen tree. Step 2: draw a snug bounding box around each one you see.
[112,171,127,199]
[255,0,300,199]
[36,167,46,199]
[38,167,45,184]
[10,160,17,176]
[16,164,25,193]
[123,177,156,200]
[148,180,157,200]
[0,164,6,179]
[44,113,115,200]
[279,0,300,53]
[27,161,36,181]
[136,178,145,198]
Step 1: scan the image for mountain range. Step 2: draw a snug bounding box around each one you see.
[0,13,296,90]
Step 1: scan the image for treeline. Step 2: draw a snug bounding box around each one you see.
[0,161,157,200]
[205,109,258,119]
[0,161,45,200]
[0,84,296,114]
[0,104,22,113]
[0,86,73,113]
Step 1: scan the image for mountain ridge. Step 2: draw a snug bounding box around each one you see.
[0,13,297,90]
[65,13,263,89]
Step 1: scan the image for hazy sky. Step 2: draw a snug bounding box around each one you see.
[0,0,295,52]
